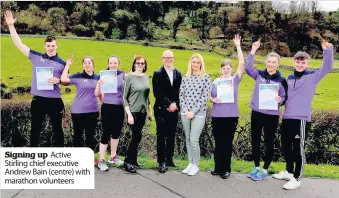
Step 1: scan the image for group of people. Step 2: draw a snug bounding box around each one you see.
[5,10,334,191]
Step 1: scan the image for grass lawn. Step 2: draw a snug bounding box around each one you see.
[95,153,339,179]
[2,36,339,112]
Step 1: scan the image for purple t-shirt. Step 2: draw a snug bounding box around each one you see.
[283,48,334,121]
[102,70,125,105]
[69,72,100,114]
[29,49,66,98]
[245,53,288,116]
[211,74,242,117]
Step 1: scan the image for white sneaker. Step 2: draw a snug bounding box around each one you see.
[273,170,293,181]
[182,163,194,174]
[283,177,301,190]
[188,165,199,176]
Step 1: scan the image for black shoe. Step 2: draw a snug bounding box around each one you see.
[211,170,221,176]
[123,163,137,173]
[166,161,179,167]
[220,172,230,179]
[131,161,143,168]
[158,163,168,173]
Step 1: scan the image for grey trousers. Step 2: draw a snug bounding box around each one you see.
[181,115,206,165]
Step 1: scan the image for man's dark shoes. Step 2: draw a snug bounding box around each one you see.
[220,172,230,179]
[211,169,221,176]
[166,161,179,167]
[158,163,168,173]
[131,161,143,168]
[123,163,137,173]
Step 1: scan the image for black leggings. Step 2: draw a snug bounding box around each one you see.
[100,103,125,144]
[125,112,147,164]
[251,110,279,169]
[72,112,99,151]
[212,117,238,173]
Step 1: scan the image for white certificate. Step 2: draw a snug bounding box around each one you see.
[259,84,279,110]
[36,67,53,90]
[216,79,234,103]
[100,70,117,94]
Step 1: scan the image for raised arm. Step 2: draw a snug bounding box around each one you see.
[4,10,29,57]
[245,39,261,79]
[233,34,245,78]
[313,40,334,84]
[60,56,74,85]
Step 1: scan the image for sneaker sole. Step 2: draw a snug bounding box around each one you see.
[252,177,268,181]
[283,185,301,190]
[188,172,199,176]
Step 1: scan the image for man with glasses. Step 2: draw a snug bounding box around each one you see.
[152,50,182,173]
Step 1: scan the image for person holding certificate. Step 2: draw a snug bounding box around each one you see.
[210,34,244,179]
[94,56,125,172]
[179,54,211,176]
[61,56,100,152]
[4,10,66,147]
[273,40,334,190]
[245,39,288,181]
[123,56,152,173]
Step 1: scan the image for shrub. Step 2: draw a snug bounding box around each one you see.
[2,100,338,165]
[93,31,105,41]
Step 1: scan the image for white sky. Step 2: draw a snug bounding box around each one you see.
[279,1,339,12]
[317,1,339,11]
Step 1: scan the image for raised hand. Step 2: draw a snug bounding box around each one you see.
[252,39,261,52]
[66,56,74,66]
[4,10,16,26]
[233,34,241,47]
[321,40,333,50]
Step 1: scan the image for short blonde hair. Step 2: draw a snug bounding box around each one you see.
[266,52,280,64]
[185,53,207,78]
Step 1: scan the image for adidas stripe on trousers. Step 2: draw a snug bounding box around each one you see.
[281,119,311,181]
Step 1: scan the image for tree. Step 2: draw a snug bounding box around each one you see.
[164,9,186,41]
[112,9,134,39]
[45,7,67,35]
[16,4,45,33]
[196,7,213,43]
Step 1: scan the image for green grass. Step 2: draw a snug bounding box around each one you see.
[255,55,339,68]
[2,36,339,112]
[95,153,339,179]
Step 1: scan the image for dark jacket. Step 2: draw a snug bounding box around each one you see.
[152,66,182,111]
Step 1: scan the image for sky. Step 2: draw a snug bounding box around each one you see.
[317,1,339,12]
[278,1,339,12]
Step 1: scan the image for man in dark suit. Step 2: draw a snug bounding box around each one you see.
[152,50,182,173]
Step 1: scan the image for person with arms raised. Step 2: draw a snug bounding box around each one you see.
[273,40,334,190]
[4,10,66,147]
[245,39,288,181]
